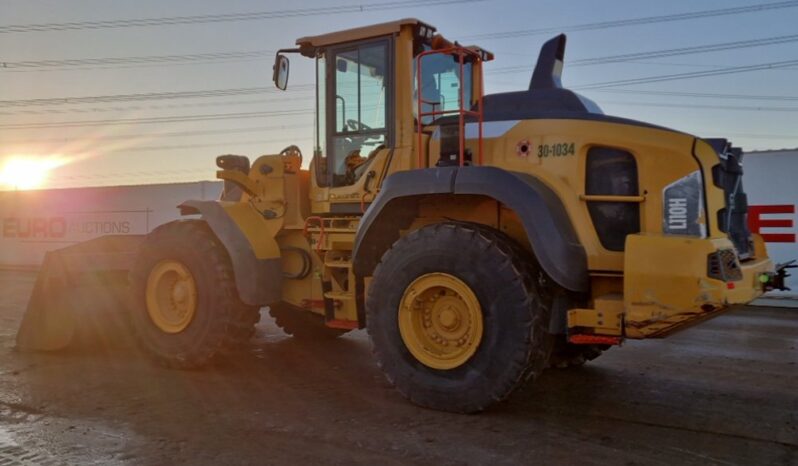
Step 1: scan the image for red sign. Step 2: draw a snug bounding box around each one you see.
[748,204,796,243]
[2,217,67,239]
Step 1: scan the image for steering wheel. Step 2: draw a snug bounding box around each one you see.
[346,119,372,132]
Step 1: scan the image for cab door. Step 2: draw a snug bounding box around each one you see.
[310,37,394,214]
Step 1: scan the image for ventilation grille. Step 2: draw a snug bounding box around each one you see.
[707,249,743,281]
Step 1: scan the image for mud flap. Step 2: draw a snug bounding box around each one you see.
[16,235,144,351]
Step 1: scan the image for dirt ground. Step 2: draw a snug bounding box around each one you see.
[0,269,796,465]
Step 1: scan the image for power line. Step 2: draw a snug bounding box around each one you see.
[0,95,314,116]
[39,167,219,189]
[5,95,798,135]
[65,137,308,154]
[593,60,796,70]
[0,50,274,71]
[9,30,798,76]
[464,1,798,41]
[0,109,314,130]
[571,34,798,66]
[701,131,798,140]
[575,58,798,89]
[3,137,313,189]
[603,100,798,113]
[0,56,270,74]
[0,124,310,145]
[485,33,798,76]
[0,85,313,107]
[57,168,211,181]
[5,6,798,73]
[27,130,798,190]
[0,0,482,33]
[7,32,795,108]
[591,89,798,102]
[11,89,796,129]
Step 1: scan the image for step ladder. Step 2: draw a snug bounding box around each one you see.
[303,216,361,329]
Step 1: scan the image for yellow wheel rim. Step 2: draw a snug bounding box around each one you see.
[145,259,198,334]
[398,273,483,370]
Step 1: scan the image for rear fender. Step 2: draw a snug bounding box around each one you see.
[179,200,283,306]
[352,166,589,292]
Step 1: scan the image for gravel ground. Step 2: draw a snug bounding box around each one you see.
[0,269,796,465]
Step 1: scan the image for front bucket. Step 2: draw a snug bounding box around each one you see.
[16,235,145,351]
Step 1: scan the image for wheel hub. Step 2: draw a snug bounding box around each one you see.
[438,307,458,328]
[398,273,483,370]
[145,260,197,334]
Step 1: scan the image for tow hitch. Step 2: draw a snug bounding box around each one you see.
[759,260,796,291]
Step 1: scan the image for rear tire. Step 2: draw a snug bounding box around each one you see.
[548,336,609,368]
[129,220,260,368]
[367,223,552,413]
[268,303,348,340]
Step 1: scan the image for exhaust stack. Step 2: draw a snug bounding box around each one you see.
[529,34,566,90]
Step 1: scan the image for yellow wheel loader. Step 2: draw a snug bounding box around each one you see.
[17,19,790,413]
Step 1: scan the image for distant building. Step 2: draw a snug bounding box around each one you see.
[744,149,798,300]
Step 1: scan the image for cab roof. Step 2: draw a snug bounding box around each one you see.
[296,18,433,48]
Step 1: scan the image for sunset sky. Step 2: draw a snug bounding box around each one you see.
[1,0,797,190]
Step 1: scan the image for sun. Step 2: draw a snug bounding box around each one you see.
[0,156,66,190]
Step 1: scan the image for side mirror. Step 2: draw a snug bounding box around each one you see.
[273,55,290,90]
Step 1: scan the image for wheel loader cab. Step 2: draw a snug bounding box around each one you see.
[278,22,404,209]
[272,19,488,213]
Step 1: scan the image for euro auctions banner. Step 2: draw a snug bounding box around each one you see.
[0,181,221,267]
[2,210,148,241]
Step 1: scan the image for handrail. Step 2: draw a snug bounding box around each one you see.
[579,194,646,203]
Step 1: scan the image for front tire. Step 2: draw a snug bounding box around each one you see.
[366,223,552,413]
[129,220,260,368]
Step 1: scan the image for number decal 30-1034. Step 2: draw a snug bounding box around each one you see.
[537,143,576,158]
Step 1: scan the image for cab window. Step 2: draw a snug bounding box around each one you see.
[414,51,473,125]
[327,40,390,187]
[585,147,641,251]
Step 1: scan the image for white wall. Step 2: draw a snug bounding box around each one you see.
[743,149,798,298]
[0,181,221,267]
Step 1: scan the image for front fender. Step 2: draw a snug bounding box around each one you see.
[179,200,283,306]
